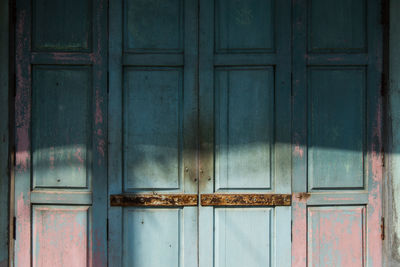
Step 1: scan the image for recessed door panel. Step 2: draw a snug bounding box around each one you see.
[215,0,275,52]
[308,0,366,53]
[32,206,90,267]
[214,208,273,267]
[215,68,274,190]
[32,0,92,51]
[32,66,91,189]
[123,209,181,267]
[308,67,365,190]
[123,68,183,191]
[124,0,183,52]
[307,206,365,267]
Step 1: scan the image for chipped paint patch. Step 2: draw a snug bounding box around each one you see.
[292,195,307,267]
[16,193,30,267]
[33,206,88,267]
[294,144,304,158]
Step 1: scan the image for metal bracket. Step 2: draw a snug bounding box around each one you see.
[110,194,198,207]
[200,194,292,206]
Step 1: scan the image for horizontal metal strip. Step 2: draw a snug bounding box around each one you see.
[110,194,198,207]
[123,53,184,66]
[306,54,368,65]
[214,54,277,66]
[201,194,291,206]
[31,190,92,205]
[303,192,369,205]
[31,52,93,65]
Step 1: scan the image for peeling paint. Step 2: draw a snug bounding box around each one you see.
[292,196,307,267]
[368,104,383,267]
[294,144,304,158]
[16,193,30,267]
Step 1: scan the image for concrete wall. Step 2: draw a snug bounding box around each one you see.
[0,0,9,266]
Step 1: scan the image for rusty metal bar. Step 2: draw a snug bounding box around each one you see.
[110,194,198,207]
[200,194,292,206]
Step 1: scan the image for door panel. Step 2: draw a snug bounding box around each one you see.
[308,0,366,53]
[108,0,198,266]
[15,0,107,266]
[124,0,183,52]
[214,208,273,267]
[292,0,383,266]
[32,66,91,189]
[215,0,275,52]
[215,68,274,190]
[199,0,292,266]
[122,208,182,267]
[123,68,183,190]
[32,206,90,267]
[32,0,92,51]
[307,206,365,267]
[308,67,366,190]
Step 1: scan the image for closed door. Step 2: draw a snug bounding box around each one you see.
[108,0,292,266]
[14,0,383,266]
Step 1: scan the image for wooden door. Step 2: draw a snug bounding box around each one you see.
[108,0,199,266]
[292,0,383,266]
[14,0,108,266]
[198,0,292,266]
[14,0,384,266]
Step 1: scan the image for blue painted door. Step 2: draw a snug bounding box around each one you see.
[108,0,293,266]
[14,0,108,266]
[198,0,292,266]
[14,0,384,266]
[291,0,383,266]
[108,0,199,266]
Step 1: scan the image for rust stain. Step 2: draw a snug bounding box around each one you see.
[110,194,198,207]
[200,194,291,206]
[295,192,311,201]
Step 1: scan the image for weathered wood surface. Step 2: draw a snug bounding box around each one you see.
[110,194,198,207]
[201,194,292,206]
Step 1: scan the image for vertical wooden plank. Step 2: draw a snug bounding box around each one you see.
[366,0,383,266]
[91,0,108,265]
[182,2,199,267]
[275,0,292,195]
[292,1,307,266]
[14,0,31,265]
[199,0,214,266]
[108,0,123,265]
[276,207,291,266]
[183,0,199,196]
[386,0,400,265]
[0,0,9,266]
